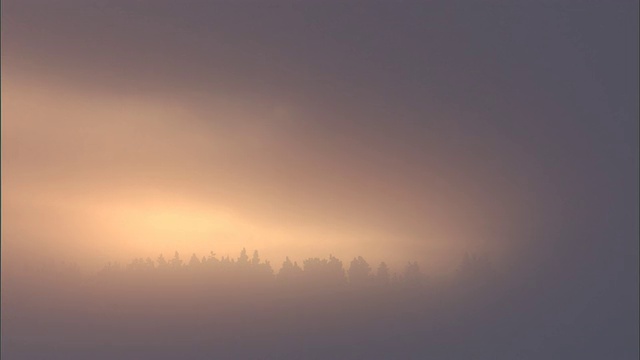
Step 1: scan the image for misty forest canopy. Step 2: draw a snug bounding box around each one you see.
[24,248,494,289]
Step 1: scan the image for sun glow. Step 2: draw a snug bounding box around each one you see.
[115,204,237,238]
[96,196,253,251]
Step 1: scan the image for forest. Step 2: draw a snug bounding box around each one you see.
[3,249,507,360]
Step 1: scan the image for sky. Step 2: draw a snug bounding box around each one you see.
[2,1,638,278]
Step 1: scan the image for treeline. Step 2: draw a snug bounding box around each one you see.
[94,248,494,289]
[3,248,503,360]
[3,248,631,359]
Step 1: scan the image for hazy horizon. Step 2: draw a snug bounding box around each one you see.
[2,1,638,359]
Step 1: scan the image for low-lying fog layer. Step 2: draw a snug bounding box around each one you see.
[2,250,636,359]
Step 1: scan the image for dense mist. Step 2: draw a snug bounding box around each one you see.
[2,0,638,359]
[4,249,624,360]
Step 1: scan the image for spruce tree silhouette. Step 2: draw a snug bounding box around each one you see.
[376,262,391,285]
[348,256,372,286]
[189,253,201,267]
[170,251,183,268]
[251,250,260,266]
[278,256,303,285]
[302,255,346,288]
[237,248,249,266]
[157,254,168,269]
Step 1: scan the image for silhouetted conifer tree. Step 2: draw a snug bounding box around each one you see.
[238,248,249,266]
[376,262,390,285]
[189,254,201,267]
[348,256,372,286]
[170,251,183,268]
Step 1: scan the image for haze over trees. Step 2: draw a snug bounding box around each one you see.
[91,248,486,291]
[3,248,506,359]
[3,245,637,360]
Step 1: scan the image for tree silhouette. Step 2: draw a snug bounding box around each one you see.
[376,262,390,285]
[302,255,346,287]
[249,250,273,278]
[251,250,260,266]
[170,251,183,268]
[348,256,372,286]
[189,253,201,267]
[403,261,423,286]
[90,248,458,293]
[237,248,249,266]
[278,256,303,284]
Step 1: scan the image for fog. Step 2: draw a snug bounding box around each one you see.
[2,1,638,359]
